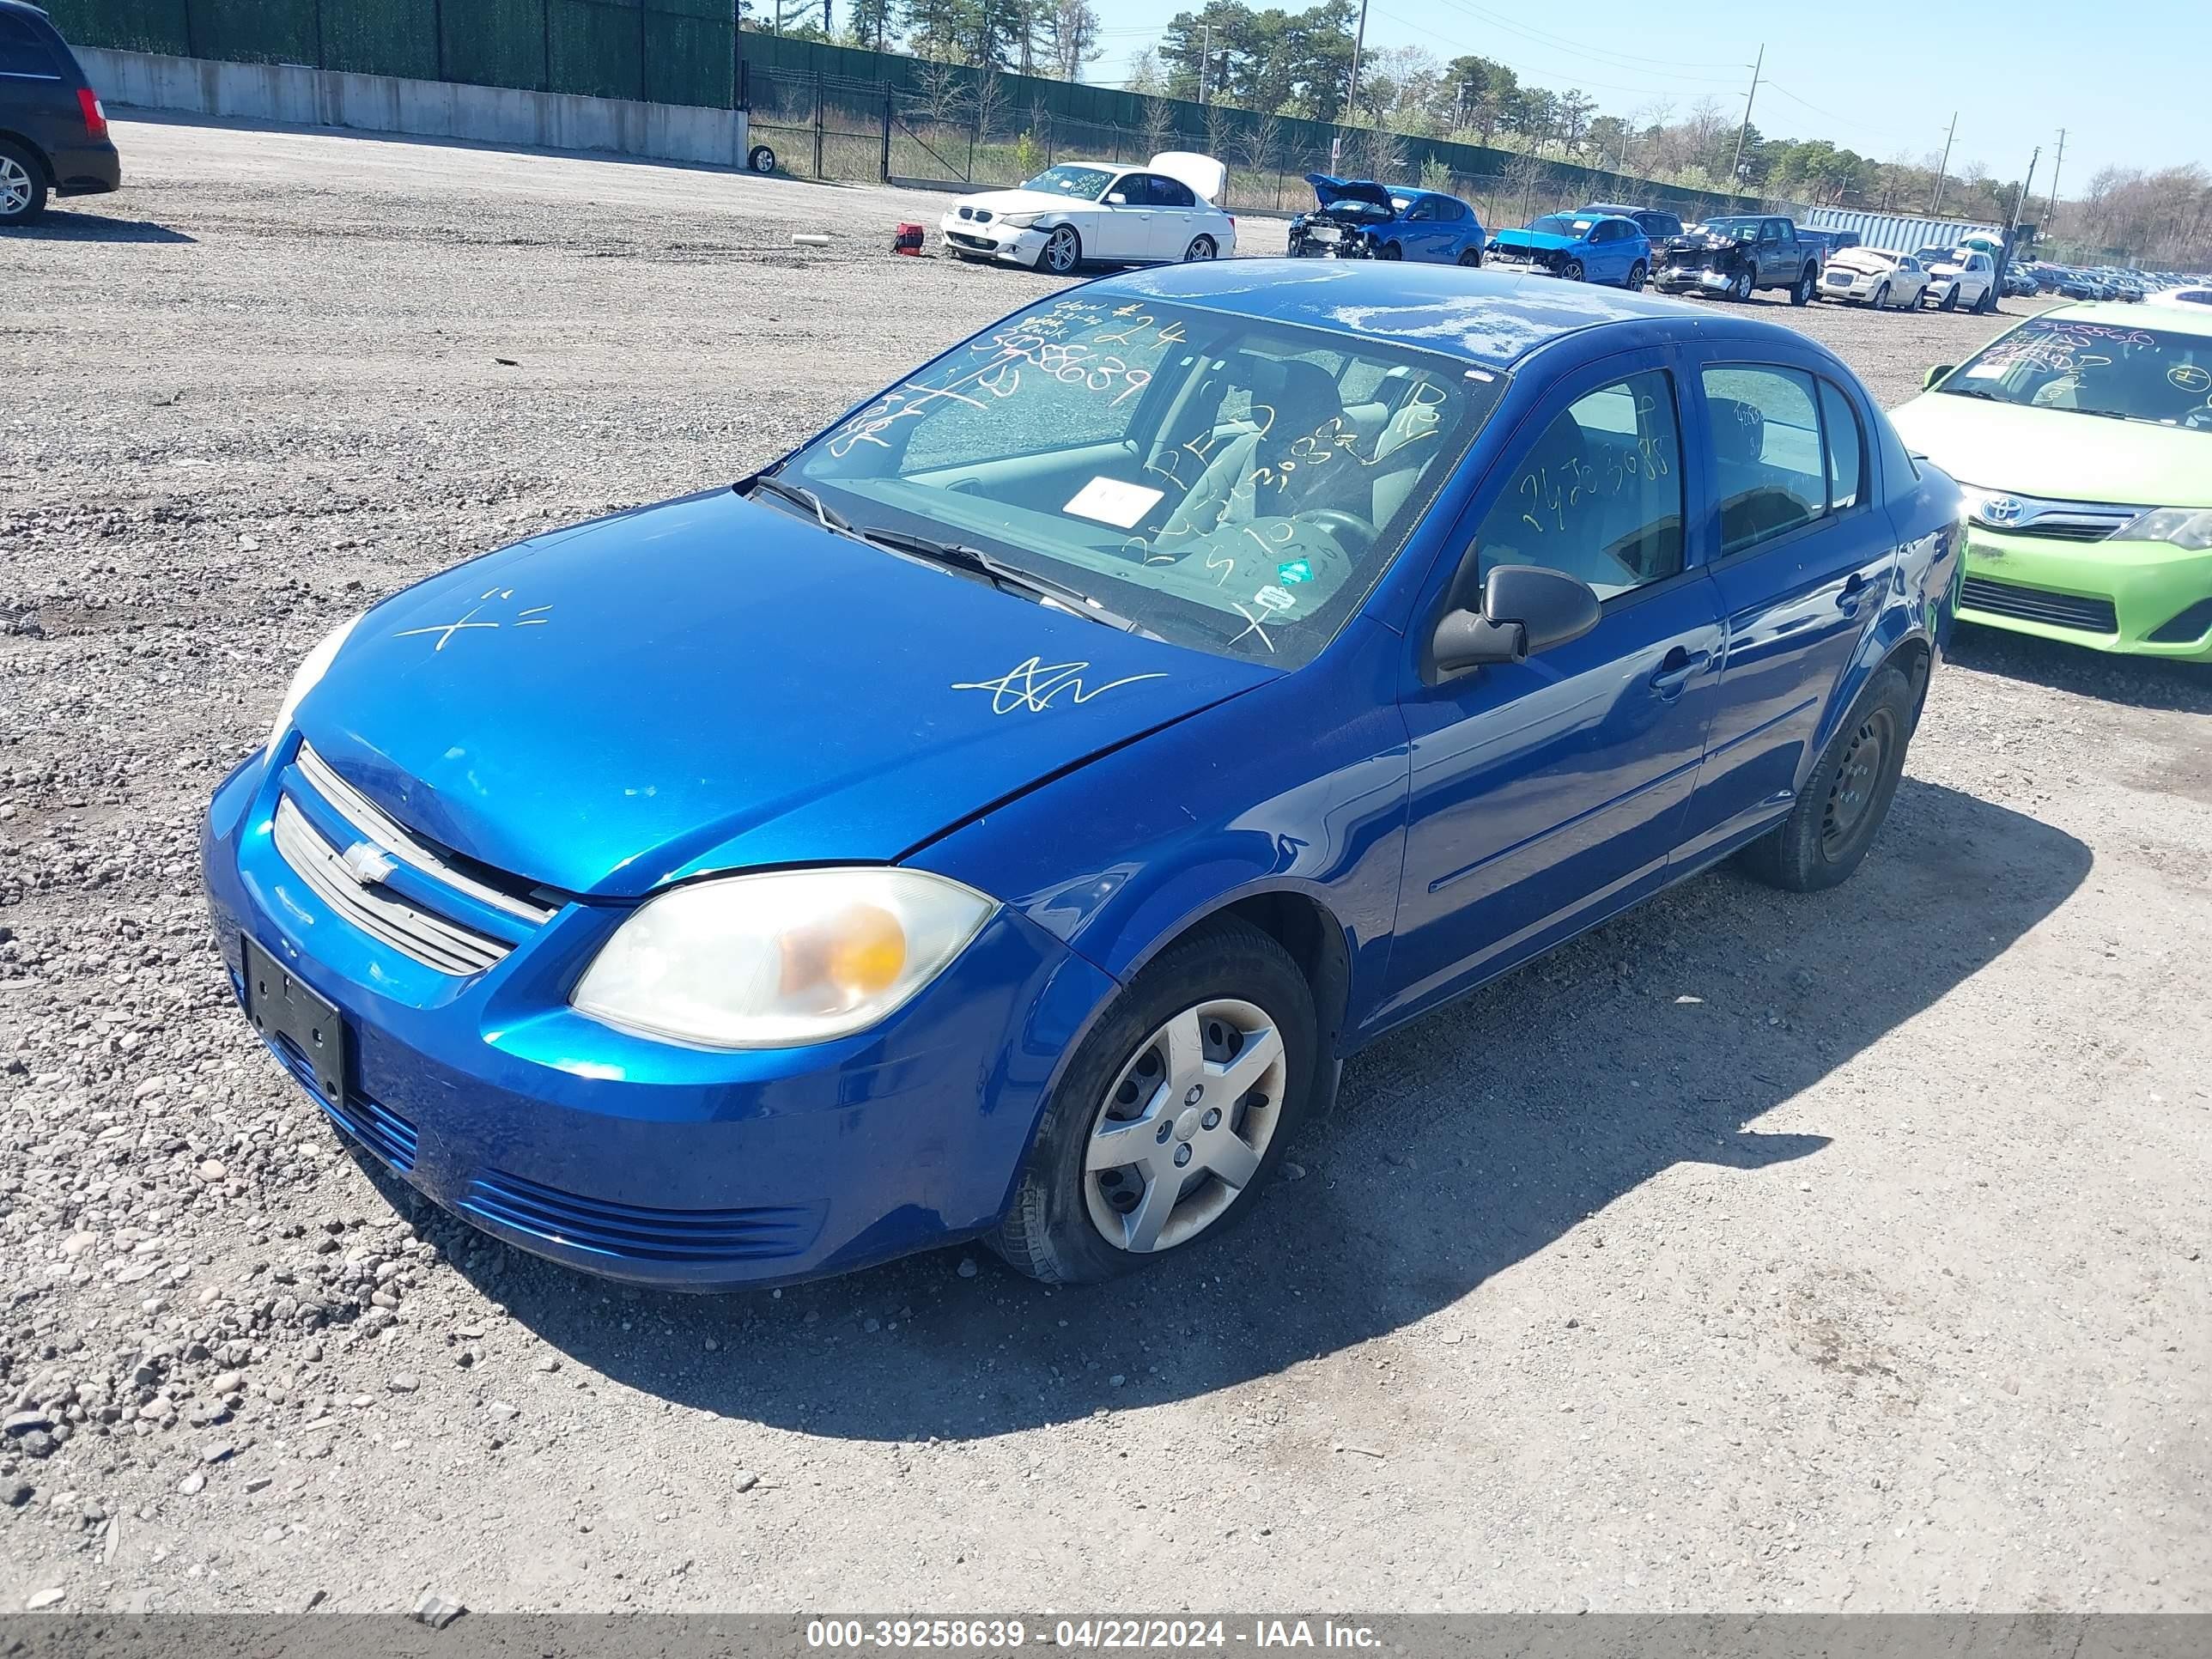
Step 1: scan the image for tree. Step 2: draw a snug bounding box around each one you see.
[847,0,896,49]
[1036,0,1101,81]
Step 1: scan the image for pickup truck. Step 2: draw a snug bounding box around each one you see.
[1654,214,1824,306]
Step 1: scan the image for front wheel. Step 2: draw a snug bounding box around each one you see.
[1377,240,1403,260]
[1938,285,1959,312]
[1737,664,1915,893]
[1728,267,1753,302]
[1036,223,1082,276]
[1561,258,1585,282]
[1182,234,1217,263]
[989,920,1316,1284]
[0,140,48,226]
[1624,259,1647,292]
[1870,281,1891,310]
[745,143,776,175]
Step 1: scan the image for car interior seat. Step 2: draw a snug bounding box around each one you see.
[1156,356,1346,547]
[1711,395,1811,550]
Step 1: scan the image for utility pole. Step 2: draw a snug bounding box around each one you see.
[2007,145,2039,242]
[2045,127,2066,230]
[1329,0,1370,169]
[1729,43,1763,201]
[1200,21,1212,104]
[1932,111,1957,213]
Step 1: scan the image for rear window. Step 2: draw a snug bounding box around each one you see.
[0,11,63,76]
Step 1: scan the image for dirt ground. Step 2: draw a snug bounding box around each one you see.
[1,117,2207,1617]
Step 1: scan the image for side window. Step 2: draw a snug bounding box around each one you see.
[1702,365,1826,555]
[1474,369,1684,600]
[1105,174,1141,204]
[1404,198,1437,222]
[0,14,60,76]
[1819,380,1865,513]
[1147,174,1194,209]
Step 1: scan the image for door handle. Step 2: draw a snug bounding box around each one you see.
[1837,573,1869,613]
[1649,647,1711,695]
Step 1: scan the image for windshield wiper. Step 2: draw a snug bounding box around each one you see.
[856,526,1153,635]
[743,474,851,533]
[1942,387,2008,401]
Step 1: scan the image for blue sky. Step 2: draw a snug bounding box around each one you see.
[1085,0,2209,188]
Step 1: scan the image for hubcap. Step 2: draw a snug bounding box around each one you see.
[1083,999,1287,1255]
[1820,709,1893,857]
[0,157,29,216]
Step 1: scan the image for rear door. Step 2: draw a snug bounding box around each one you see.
[1674,357,1899,866]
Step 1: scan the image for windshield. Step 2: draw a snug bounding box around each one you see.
[1529,216,1597,237]
[778,292,1506,667]
[1942,316,2212,433]
[1701,218,1761,242]
[1020,164,1114,201]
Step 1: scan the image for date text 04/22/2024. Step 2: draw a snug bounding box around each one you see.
[802,1619,1383,1650]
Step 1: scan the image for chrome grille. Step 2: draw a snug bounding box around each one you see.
[294,744,553,924]
[1963,489,2144,544]
[271,796,509,976]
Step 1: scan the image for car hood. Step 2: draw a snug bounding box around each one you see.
[1303,173,1395,212]
[1890,393,2212,509]
[1492,228,1581,252]
[951,186,1090,217]
[295,489,1273,899]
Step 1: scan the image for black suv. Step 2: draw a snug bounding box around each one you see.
[1,0,120,225]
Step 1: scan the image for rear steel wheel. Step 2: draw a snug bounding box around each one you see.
[1738,663,1916,892]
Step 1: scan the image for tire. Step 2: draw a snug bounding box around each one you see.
[1938,285,1959,312]
[988,918,1317,1285]
[1036,223,1082,276]
[1870,281,1891,310]
[745,143,776,175]
[1624,259,1646,292]
[1972,283,1996,315]
[1377,240,1403,260]
[1561,259,1585,282]
[0,140,48,227]
[1457,246,1481,267]
[1728,267,1752,302]
[1182,234,1217,263]
[1791,264,1817,306]
[1736,664,1915,893]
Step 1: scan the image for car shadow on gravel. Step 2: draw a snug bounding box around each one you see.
[387,776,2089,1441]
[8,210,195,243]
[1948,622,2212,714]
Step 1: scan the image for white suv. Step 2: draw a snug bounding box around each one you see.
[1923,247,1996,313]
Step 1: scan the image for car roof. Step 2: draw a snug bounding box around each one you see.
[1578,202,1666,216]
[1086,258,1821,373]
[2049,298,2212,339]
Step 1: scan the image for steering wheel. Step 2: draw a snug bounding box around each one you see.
[1295,507,1377,554]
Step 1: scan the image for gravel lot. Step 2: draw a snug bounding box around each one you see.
[2,117,2208,1618]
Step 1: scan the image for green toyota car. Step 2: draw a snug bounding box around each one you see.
[1890,301,2212,659]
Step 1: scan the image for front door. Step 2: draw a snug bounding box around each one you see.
[1096,173,1157,261]
[1674,359,1898,865]
[1380,355,1725,1026]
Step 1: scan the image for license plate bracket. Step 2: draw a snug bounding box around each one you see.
[241,935,348,1107]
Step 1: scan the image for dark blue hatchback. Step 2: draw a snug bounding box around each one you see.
[204,262,1963,1289]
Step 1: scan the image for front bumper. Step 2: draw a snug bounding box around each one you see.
[1820,271,1882,302]
[1655,264,1735,295]
[1958,526,2212,659]
[202,745,1117,1289]
[939,213,1048,264]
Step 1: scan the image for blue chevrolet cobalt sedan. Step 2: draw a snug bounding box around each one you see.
[204,262,1963,1288]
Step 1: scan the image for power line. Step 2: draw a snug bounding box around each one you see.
[1425,0,1747,76]
[1371,7,1741,103]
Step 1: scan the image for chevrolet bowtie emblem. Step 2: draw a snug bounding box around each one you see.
[341,842,398,887]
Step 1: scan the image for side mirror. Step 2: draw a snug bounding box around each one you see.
[1427,562,1602,681]
[1924,363,1954,390]
[1105,191,1128,206]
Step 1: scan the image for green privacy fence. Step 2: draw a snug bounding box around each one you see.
[48,0,741,109]
[48,1,1745,219]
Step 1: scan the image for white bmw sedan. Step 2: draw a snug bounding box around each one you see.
[941,153,1237,275]
[1817,246,1931,310]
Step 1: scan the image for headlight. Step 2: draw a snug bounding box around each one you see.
[997,212,1041,229]
[2118,507,2212,550]
[266,613,361,758]
[570,867,995,1048]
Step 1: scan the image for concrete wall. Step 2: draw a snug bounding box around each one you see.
[77,47,752,172]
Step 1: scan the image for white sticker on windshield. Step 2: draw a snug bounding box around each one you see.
[1253,585,1297,613]
[1960,362,2008,379]
[1063,477,1164,529]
